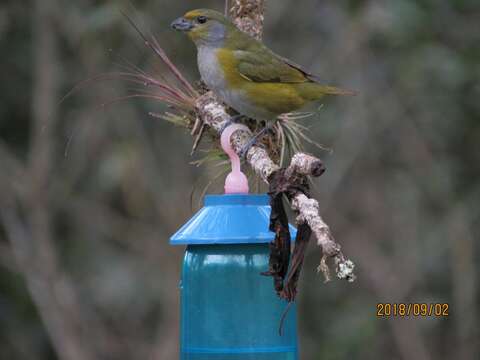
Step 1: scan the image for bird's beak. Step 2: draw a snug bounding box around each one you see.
[171,17,193,31]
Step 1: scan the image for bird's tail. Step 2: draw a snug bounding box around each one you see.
[297,83,357,101]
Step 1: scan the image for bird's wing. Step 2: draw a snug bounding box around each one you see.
[234,48,311,83]
[234,46,356,95]
[274,54,325,83]
[278,55,357,95]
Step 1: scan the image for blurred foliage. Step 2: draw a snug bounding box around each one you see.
[0,0,479,359]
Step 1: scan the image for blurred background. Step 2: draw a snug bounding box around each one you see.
[1,0,479,359]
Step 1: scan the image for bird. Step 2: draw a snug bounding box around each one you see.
[171,9,354,153]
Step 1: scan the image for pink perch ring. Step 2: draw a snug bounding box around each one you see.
[220,123,250,194]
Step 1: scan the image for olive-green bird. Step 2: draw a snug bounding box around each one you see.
[172,9,353,131]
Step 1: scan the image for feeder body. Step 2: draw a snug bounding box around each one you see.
[171,195,298,360]
[180,244,297,359]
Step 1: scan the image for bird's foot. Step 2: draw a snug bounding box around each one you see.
[230,114,247,123]
[239,126,273,159]
[219,114,247,135]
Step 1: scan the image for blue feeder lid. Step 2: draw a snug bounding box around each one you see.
[170,194,297,245]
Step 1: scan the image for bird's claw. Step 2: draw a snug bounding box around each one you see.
[239,126,270,159]
[219,114,247,135]
[230,114,246,123]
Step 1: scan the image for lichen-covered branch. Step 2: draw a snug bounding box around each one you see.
[286,153,326,178]
[229,0,266,40]
[291,193,356,282]
[195,92,356,282]
[195,93,279,181]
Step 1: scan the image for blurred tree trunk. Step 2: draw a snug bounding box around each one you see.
[28,0,90,359]
[450,208,477,360]
[8,0,97,359]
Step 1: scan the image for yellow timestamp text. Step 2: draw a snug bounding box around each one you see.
[376,303,449,317]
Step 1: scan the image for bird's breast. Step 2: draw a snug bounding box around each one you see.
[197,46,227,92]
[196,46,278,120]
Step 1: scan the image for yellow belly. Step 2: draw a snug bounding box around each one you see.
[243,82,307,116]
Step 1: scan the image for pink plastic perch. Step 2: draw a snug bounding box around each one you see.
[220,124,250,194]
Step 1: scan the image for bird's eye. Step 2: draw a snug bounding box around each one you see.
[197,16,207,24]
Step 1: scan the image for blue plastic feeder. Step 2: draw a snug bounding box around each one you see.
[170,194,298,360]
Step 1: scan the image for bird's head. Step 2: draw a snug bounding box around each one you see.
[171,9,233,47]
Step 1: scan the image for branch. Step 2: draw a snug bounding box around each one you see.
[228,0,266,40]
[291,193,355,282]
[194,89,355,284]
[195,93,279,182]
